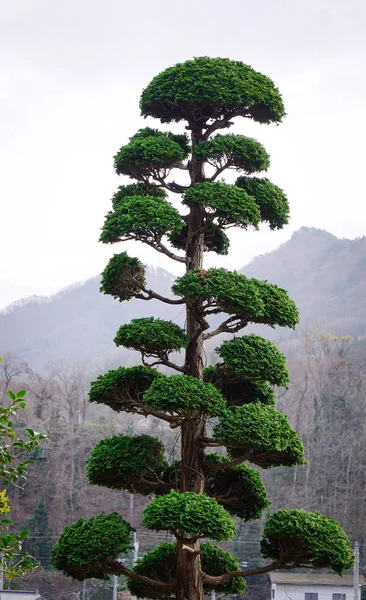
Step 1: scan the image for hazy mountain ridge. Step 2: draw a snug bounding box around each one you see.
[241,227,366,335]
[1,228,366,370]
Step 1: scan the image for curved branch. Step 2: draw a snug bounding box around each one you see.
[144,239,186,263]
[209,160,233,182]
[154,174,188,194]
[140,287,186,305]
[202,560,319,587]
[106,559,176,592]
[203,316,248,340]
[141,355,186,374]
[202,561,284,587]
[202,116,235,140]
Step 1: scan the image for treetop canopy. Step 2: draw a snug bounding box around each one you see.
[140,57,285,125]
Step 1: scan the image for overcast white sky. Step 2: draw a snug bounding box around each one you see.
[1,0,365,309]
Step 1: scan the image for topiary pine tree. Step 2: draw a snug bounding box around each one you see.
[51,57,354,600]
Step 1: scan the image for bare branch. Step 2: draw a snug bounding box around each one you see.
[202,561,285,587]
[106,559,176,592]
[203,316,248,340]
[140,287,186,305]
[203,561,319,587]
[139,238,186,263]
[141,355,186,374]
[202,116,235,140]
[209,160,233,182]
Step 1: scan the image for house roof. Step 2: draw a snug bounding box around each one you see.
[0,593,40,597]
[269,573,365,586]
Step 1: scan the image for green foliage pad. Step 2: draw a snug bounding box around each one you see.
[100,252,145,301]
[261,509,354,574]
[88,365,163,412]
[114,317,188,357]
[213,404,306,468]
[51,513,133,580]
[142,491,236,541]
[86,435,168,493]
[144,374,226,416]
[216,334,290,387]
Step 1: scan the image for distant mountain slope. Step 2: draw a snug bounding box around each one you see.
[0,267,182,370]
[241,227,366,335]
[1,228,366,370]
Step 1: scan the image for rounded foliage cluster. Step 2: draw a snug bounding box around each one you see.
[194,134,270,174]
[213,404,306,468]
[184,182,261,229]
[100,195,184,244]
[216,334,290,387]
[142,491,236,541]
[144,374,226,416]
[114,317,187,357]
[204,453,271,520]
[51,513,133,580]
[111,183,166,210]
[169,222,230,255]
[86,434,167,493]
[89,365,163,412]
[261,509,354,574]
[204,366,276,406]
[127,542,246,599]
[113,128,190,178]
[140,57,285,124]
[172,268,298,329]
[100,253,145,302]
[236,176,289,230]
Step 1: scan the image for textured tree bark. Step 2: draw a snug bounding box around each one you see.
[175,123,206,600]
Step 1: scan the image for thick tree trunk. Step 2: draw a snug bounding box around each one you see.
[175,123,206,600]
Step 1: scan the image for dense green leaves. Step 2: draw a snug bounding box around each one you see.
[100,195,184,244]
[216,335,290,387]
[204,366,276,406]
[204,454,271,520]
[51,513,133,580]
[172,268,298,329]
[140,57,285,124]
[100,253,145,301]
[184,182,261,229]
[114,318,187,357]
[127,542,246,598]
[89,365,163,412]
[236,176,289,230]
[169,222,230,255]
[144,375,226,416]
[112,183,166,209]
[114,128,190,178]
[194,134,270,174]
[86,435,168,493]
[213,404,306,468]
[261,509,354,574]
[142,491,236,541]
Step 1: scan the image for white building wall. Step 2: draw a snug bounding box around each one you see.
[273,583,354,600]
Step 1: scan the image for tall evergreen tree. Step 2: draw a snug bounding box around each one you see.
[51,57,354,600]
